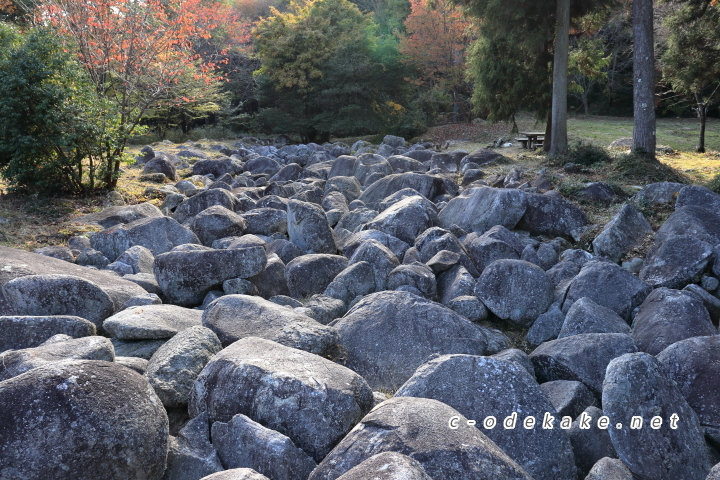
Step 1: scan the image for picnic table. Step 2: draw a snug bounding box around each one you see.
[517,132,545,149]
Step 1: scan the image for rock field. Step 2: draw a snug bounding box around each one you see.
[2,135,720,479]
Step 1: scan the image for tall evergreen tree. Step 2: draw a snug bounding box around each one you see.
[632,0,656,156]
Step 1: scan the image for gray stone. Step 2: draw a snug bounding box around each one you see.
[75,248,110,268]
[632,288,715,355]
[335,452,432,480]
[426,249,461,273]
[91,216,200,261]
[247,254,290,299]
[447,295,488,322]
[211,413,316,480]
[438,187,526,234]
[585,457,633,480]
[366,195,437,244]
[193,158,243,178]
[199,470,269,480]
[437,265,476,304]
[634,182,685,205]
[186,206,248,246]
[266,238,303,264]
[517,192,587,239]
[558,297,630,338]
[244,156,281,176]
[189,337,373,462]
[676,185,720,211]
[201,294,339,354]
[162,412,224,480]
[348,239,400,291]
[67,235,92,252]
[464,234,520,274]
[222,278,257,296]
[562,260,652,321]
[684,283,720,325]
[540,380,597,419]
[144,157,177,180]
[640,235,713,289]
[0,335,114,381]
[33,245,74,263]
[474,259,553,327]
[592,204,653,262]
[491,348,535,379]
[78,202,164,229]
[387,155,427,174]
[124,272,164,297]
[525,303,565,347]
[657,335,720,432]
[530,333,638,397]
[121,293,162,309]
[173,189,240,224]
[269,295,302,308]
[2,274,116,328]
[334,291,488,391]
[708,463,720,480]
[115,356,149,374]
[0,315,95,353]
[655,205,720,246]
[324,175,362,203]
[107,260,134,275]
[308,396,533,480]
[387,263,437,299]
[145,325,222,408]
[324,261,377,304]
[154,246,266,306]
[0,360,168,480]
[396,355,575,480]
[240,208,288,236]
[568,406,618,476]
[341,229,410,260]
[296,294,347,324]
[112,338,166,359]
[116,245,155,274]
[359,173,457,210]
[287,199,337,254]
[336,207,379,232]
[602,352,712,480]
[285,254,349,299]
[104,304,203,340]
[462,148,507,165]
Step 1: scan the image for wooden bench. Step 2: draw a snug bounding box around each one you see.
[515,137,529,148]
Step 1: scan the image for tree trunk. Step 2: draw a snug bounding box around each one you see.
[544,111,552,153]
[582,89,590,115]
[632,0,656,157]
[549,0,570,155]
[697,98,707,153]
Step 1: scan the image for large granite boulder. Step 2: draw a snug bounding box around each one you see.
[308,397,533,480]
[201,294,339,354]
[592,204,653,262]
[366,195,437,244]
[516,192,587,238]
[285,254,349,299]
[189,337,374,462]
[103,304,203,340]
[76,202,164,229]
[639,235,713,289]
[0,360,168,480]
[438,187,527,234]
[287,200,337,254]
[358,173,457,210]
[0,315,96,353]
[186,206,248,247]
[333,291,488,390]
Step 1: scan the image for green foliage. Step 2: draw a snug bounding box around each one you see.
[0,25,124,193]
[565,140,612,165]
[253,0,419,141]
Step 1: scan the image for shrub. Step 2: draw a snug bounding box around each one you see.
[565,140,612,166]
[610,150,689,185]
[705,173,720,194]
[0,25,124,193]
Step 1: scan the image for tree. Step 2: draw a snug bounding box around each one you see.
[253,0,417,141]
[399,0,473,123]
[569,35,612,114]
[661,0,720,152]
[0,25,123,193]
[550,0,570,154]
[40,0,226,187]
[632,0,656,156]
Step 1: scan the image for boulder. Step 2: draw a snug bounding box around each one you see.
[639,235,713,289]
[558,297,630,338]
[162,412,224,480]
[335,452,432,480]
[0,360,168,480]
[463,148,506,165]
[0,246,146,316]
[193,158,242,178]
[525,303,565,347]
[633,181,685,205]
[154,246,266,306]
[474,259,553,327]
[173,189,240,224]
[3,274,116,328]
[287,200,337,254]
[285,254,349,299]
[143,157,177,180]
[0,335,114,381]
[348,239,400,291]
[540,380,597,419]
[359,173,457,210]
[657,335,720,436]
[676,185,720,211]
[115,245,155,274]
[186,206,248,246]
[632,288,715,355]
[365,195,437,244]
[145,325,222,408]
[34,245,74,263]
[438,187,527,234]
[324,176,362,203]
[602,352,712,480]
[77,202,164,229]
[567,406,617,476]
[395,355,576,480]
[91,216,200,262]
[189,337,374,462]
[308,397,533,480]
[529,333,638,397]
[324,261,377,304]
[247,254,290,299]
[341,229,410,260]
[333,291,488,390]
[592,204,653,262]
[240,208,288,236]
[654,205,720,246]
[336,207,379,232]
[516,192,587,239]
[387,264,437,299]
[0,315,95,353]
[199,470,269,480]
[387,155,427,174]
[104,304,203,340]
[562,260,652,321]
[266,238,303,264]
[201,294,339,354]
[211,414,316,480]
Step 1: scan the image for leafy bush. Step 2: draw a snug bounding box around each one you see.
[705,173,720,194]
[0,25,124,193]
[565,140,612,166]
